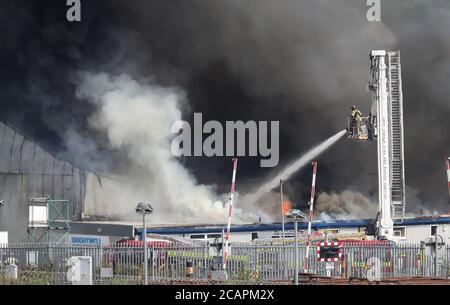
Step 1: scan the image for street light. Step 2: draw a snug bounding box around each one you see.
[136,202,153,285]
[286,208,306,285]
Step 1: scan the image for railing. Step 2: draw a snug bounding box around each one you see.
[347,116,371,140]
[0,242,449,284]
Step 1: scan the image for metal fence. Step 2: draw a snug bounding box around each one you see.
[0,242,449,284]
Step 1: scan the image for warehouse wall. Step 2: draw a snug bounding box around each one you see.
[0,122,87,242]
[83,172,145,219]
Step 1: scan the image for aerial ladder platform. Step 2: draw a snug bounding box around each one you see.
[347,50,406,240]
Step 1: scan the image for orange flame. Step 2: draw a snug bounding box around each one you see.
[282,201,292,215]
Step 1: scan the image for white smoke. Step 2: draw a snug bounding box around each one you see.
[75,72,256,224]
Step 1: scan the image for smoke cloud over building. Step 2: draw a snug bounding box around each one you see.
[0,1,449,221]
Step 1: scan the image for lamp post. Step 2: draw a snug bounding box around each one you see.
[135,202,153,285]
[286,209,306,286]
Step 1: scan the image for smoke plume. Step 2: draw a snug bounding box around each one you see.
[75,72,255,223]
[0,1,449,222]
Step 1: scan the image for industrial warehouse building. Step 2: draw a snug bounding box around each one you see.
[0,121,132,243]
[141,215,450,245]
[0,121,86,242]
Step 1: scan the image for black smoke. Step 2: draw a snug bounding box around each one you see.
[0,0,449,214]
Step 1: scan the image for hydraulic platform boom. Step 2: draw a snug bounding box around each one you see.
[368,50,406,239]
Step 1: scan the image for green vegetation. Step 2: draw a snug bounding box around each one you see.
[0,271,66,285]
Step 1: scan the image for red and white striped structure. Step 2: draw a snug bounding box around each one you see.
[223,158,238,270]
[304,161,318,272]
[446,157,450,197]
[316,242,342,262]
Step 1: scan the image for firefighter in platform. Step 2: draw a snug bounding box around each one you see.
[349,105,363,137]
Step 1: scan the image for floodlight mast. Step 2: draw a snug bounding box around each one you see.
[135,202,153,285]
[136,202,153,214]
[286,209,305,286]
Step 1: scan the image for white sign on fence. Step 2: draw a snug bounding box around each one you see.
[366,257,381,281]
[325,262,335,270]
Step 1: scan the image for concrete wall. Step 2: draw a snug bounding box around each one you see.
[0,122,87,242]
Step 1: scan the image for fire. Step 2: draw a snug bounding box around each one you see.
[282,200,292,215]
